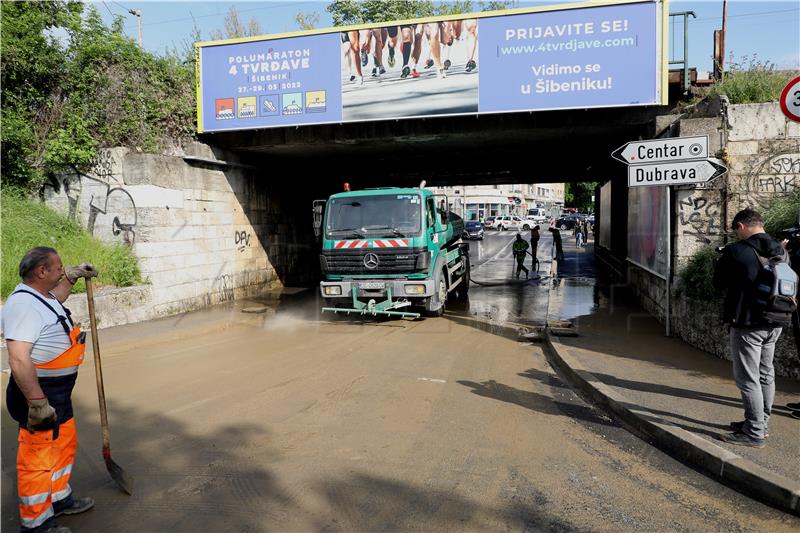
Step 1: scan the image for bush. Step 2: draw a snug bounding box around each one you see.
[763,188,800,237]
[709,56,799,104]
[1,191,142,298]
[677,247,721,301]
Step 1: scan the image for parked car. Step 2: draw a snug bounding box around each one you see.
[491,215,524,231]
[555,215,582,230]
[462,221,485,240]
[483,216,496,228]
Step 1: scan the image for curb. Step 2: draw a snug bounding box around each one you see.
[544,332,800,516]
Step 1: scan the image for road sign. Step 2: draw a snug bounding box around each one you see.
[779,75,800,123]
[628,159,727,187]
[612,135,708,165]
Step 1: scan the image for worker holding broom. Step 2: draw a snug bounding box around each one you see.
[3,247,97,533]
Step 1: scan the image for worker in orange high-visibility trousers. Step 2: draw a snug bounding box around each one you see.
[3,247,98,533]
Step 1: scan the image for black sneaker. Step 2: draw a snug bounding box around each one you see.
[401,66,410,79]
[793,411,800,420]
[787,402,800,410]
[730,420,768,438]
[718,431,765,448]
[466,59,477,72]
[424,59,434,69]
[54,496,95,517]
[444,59,451,70]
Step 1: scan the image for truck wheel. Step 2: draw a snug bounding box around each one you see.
[560,223,567,230]
[425,270,447,317]
[455,257,470,300]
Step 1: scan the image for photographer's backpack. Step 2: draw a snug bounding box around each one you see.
[747,243,798,325]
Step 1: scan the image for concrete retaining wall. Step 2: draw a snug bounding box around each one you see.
[625,102,800,379]
[42,143,317,328]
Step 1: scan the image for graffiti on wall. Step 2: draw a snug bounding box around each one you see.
[234,230,251,252]
[742,152,800,199]
[42,150,138,245]
[677,193,722,244]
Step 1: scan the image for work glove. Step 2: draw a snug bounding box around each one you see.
[65,262,99,284]
[27,398,56,431]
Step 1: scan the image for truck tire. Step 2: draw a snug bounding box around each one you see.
[425,269,447,317]
[560,223,567,230]
[522,224,530,231]
[455,256,470,300]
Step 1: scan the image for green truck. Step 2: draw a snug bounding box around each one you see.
[313,184,470,318]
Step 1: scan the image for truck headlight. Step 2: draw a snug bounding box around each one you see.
[404,284,426,295]
[324,286,342,296]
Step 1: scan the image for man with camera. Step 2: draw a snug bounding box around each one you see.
[713,208,795,448]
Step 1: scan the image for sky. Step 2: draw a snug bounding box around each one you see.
[93,0,800,74]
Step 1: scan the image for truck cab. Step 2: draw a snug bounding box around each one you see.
[315,187,469,318]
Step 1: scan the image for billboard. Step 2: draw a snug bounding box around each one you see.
[196,0,667,133]
[627,184,668,277]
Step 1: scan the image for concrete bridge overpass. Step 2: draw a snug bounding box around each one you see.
[202,105,668,189]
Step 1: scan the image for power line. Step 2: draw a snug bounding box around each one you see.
[111,0,132,13]
[101,1,116,18]
[689,7,799,24]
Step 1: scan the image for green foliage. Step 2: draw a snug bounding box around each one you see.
[763,188,800,236]
[1,2,196,191]
[326,0,516,25]
[677,246,720,301]
[709,56,799,105]
[564,182,597,212]
[1,191,142,298]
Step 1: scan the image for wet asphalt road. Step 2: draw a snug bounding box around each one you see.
[2,231,797,531]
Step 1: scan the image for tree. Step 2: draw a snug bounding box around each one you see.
[564,182,598,212]
[1,2,196,191]
[209,6,262,40]
[295,11,320,30]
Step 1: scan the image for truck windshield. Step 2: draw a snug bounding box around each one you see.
[326,194,422,238]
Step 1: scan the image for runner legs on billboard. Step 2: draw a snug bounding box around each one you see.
[424,22,446,78]
[465,19,478,72]
[346,31,364,85]
[341,32,359,83]
[400,25,416,78]
[384,27,399,68]
[368,28,386,78]
[410,23,425,78]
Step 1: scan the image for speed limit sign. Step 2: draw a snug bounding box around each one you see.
[780,75,800,123]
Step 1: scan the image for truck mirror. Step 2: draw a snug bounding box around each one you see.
[312,200,326,240]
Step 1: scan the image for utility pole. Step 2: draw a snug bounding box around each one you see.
[720,0,727,79]
[129,9,142,49]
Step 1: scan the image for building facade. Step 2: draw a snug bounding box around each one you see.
[433,183,565,221]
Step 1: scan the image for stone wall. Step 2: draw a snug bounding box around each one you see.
[625,102,800,379]
[42,143,317,328]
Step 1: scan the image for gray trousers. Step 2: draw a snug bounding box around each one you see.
[729,326,782,439]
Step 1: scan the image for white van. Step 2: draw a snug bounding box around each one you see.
[526,208,547,223]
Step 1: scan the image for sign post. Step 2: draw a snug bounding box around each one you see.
[612,135,728,336]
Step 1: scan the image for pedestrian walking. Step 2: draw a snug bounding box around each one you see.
[713,209,793,448]
[575,226,583,248]
[530,225,540,270]
[512,233,529,279]
[549,227,564,262]
[3,247,98,532]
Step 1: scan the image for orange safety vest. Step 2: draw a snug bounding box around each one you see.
[12,289,86,370]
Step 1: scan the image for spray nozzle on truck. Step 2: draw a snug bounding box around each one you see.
[313,183,470,319]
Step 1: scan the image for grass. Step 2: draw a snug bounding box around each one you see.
[1,190,142,299]
[763,188,800,236]
[708,56,799,104]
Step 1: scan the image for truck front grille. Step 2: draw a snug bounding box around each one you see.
[321,247,426,275]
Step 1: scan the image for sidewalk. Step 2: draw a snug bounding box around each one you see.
[546,278,800,514]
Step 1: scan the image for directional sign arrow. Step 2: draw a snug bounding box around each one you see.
[628,159,727,187]
[612,135,709,165]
